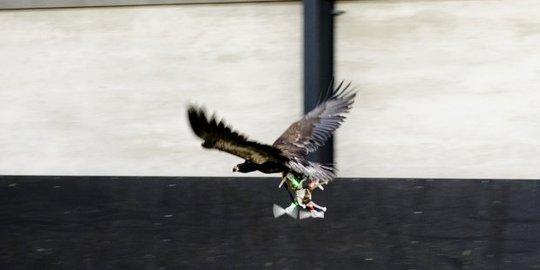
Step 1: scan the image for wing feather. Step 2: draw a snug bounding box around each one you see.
[188,106,283,164]
[272,81,356,158]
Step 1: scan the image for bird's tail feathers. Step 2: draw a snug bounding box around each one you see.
[310,162,336,184]
[288,160,336,184]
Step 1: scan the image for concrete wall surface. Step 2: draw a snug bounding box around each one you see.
[0,2,303,177]
[336,0,540,179]
[2,1,540,178]
[0,0,287,10]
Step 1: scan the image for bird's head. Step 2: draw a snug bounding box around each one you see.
[232,162,256,173]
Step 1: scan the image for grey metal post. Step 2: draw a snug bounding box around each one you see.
[303,0,335,165]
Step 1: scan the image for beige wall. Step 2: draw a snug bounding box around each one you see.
[0,2,303,176]
[2,1,540,179]
[336,1,540,179]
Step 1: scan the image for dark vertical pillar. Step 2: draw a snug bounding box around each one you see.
[303,0,335,165]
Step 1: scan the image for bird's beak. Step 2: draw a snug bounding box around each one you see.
[233,166,238,172]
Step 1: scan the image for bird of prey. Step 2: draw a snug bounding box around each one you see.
[187,81,356,185]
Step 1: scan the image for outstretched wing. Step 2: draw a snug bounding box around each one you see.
[272,81,356,159]
[187,105,283,164]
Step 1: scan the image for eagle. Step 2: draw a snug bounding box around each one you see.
[187,81,356,184]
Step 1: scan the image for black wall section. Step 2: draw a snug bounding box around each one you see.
[1,176,539,269]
